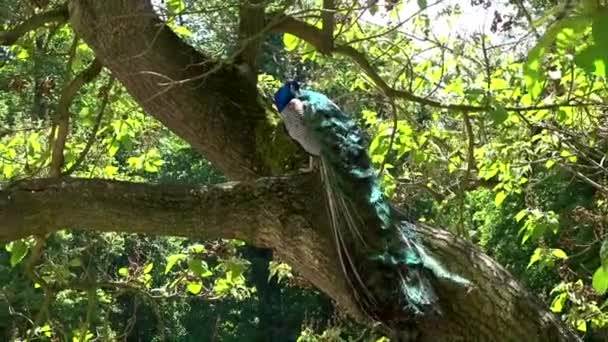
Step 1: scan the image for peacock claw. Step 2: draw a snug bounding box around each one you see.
[298,156,317,174]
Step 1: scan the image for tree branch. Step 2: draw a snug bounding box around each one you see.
[50,59,102,177]
[0,177,581,341]
[322,0,335,46]
[0,4,69,46]
[237,0,266,78]
[270,15,598,114]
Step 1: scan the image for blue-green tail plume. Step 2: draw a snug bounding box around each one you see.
[274,82,470,328]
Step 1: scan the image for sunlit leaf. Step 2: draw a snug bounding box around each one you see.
[167,0,186,13]
[187,282,202,295]
[494,191,507,206]
[143,262,154,274]
[551,249,568,260]
[523,44,545,99]
[550,292,568,313]
[592,266,608,295]
[118,268,129,277]
[515,209,527,222]
[190,244,205,253]
[9,240,28,267]
[173,26,192,37]
[283,34,300,51]
[527,248,543,268]
[165,254,187,274]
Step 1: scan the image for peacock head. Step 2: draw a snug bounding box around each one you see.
[273,80,300,112]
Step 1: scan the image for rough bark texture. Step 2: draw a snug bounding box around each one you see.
[67,0,295,180]
[0,0,583,340]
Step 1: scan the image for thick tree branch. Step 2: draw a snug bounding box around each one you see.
[322,0,335,46]
[237,0,266,78]
[68,0,295,180]
[0,177,581,341]
[0,4,69,46]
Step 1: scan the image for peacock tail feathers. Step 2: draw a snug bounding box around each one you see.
[296,89,470,324]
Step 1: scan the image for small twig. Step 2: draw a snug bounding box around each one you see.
[379,99,399,175]
[78,287,97,342]
[63,77,115,176]
[0,4,68,46]
[25,236,54,339]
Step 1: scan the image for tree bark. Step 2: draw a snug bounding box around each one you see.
[0,178,581,341]
[0,0,582,340]
[67,0,298,180]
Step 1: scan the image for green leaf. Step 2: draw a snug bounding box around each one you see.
[489,105,509,125]
[574,45,607,78]
[545,159,556,169]
[575,319,587,332]
[143,262,154,274]
[187,282,202,295]
[69,258,82,267]
[188,259,212,277]
[494,191,507,206]
[104,165,118,176]
[118,267,129,277]
[555,16,592,50]
[167,0,186,13]
[190,244,205,253]
[551,249,568,260]
[17,48,29,60]
[523,44,545,99]
[165,254,187,274]
[416,0,427,9]
[283,34,299,51]
[9,240,28,267]
[550,292,568,313]
[592,14,608,47]
[515,209,527,222]
[592,266,608,295]
[527,248,543,268]
[173,26,192,37]
[600,239,608,266]
[144,162,159,173]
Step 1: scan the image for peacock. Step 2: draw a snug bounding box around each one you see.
[273,80,470,331]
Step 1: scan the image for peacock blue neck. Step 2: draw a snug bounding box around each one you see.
[273,81,300,113]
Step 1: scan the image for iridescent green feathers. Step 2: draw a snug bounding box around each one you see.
[295,89,470,323]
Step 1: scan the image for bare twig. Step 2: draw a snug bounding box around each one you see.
[63,77,115,176]
[271,15,604,113]
[25,236,54,338]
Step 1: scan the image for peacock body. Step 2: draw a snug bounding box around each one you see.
[273,81,469,329]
